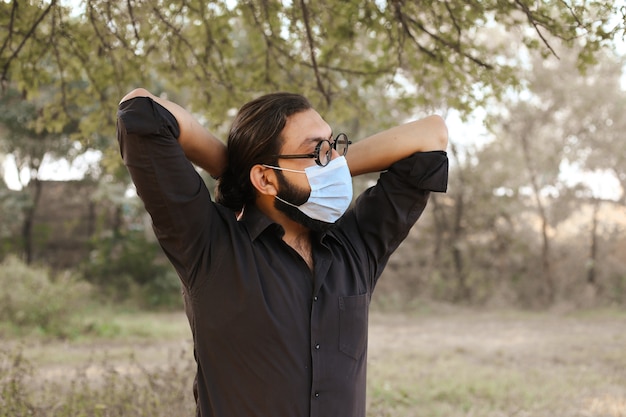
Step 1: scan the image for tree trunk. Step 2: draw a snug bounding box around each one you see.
[587,199,600,285]
[430,196,444,265]
[519,133,555,304]
[22,178,43,265]
[448,143,470,302]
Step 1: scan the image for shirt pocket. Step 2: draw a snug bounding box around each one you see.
[338,293,370,360]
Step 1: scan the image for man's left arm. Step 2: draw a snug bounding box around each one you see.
[342,115,448,287]
[346,115,448,176]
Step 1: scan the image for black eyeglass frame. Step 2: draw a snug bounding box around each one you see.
[274,133,352,167]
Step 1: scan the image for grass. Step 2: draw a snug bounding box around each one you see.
[2,307,626,417]
[365,307,626,417]
[76,306,191,340]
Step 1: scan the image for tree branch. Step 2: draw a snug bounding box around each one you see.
[514,0,559,59]
[245,1,283,89]
[443,0,463,43]
[0,0,18,63]
[150,4,227,90]
[1,0,58,89]
[126,0,141,41]
[298,0,331,106]
[50,7,69,117]
[391,0,438,62]
[405,13,494,69]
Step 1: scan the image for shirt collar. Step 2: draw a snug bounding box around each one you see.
[238,203,345,245]
[239,203,284,241]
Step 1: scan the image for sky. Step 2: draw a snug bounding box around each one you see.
[2,150,102,190]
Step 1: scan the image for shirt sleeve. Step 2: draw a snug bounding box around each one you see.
[116,96,215,287]
[350,150,448,286]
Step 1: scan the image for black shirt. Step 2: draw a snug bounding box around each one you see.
[117,96,448,417]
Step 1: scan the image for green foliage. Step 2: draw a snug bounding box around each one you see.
[0,86,76,168]
[0,256,91,338]
[0,187,27,255]
[81,232,181,309]
[0,0,622,152]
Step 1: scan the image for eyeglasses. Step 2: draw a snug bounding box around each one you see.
[274,133,351,167]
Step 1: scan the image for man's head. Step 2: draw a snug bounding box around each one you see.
[216,92,313,211]
[217,92,351,232]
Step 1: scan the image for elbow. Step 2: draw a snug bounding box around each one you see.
[431,115,449,151]
[119,87,153,105]
[421,115,448,152]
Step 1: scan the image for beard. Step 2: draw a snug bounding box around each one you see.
[274,170,335,234]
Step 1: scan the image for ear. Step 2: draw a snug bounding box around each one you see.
[249,164,278,196]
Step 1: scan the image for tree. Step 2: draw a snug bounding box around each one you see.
[1,0,622,146]
[0,87,75,263]
[2,0,626,306]
[480,43,626,305]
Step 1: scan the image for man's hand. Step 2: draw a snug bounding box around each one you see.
[120,88,228,179]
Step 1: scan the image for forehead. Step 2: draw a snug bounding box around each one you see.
[280,109,332,152]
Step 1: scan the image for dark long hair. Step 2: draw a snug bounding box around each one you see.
[216,92,312,211]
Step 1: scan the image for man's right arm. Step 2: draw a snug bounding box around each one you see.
[117,89,226,287]
[120,88,227,179]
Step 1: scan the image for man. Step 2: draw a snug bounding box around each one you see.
[116,88,448,417]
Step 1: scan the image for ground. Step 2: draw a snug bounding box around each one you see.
[5,307,626,416]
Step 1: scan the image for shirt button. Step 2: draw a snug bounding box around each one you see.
[313,296,318,301]
[314,392,320,398]
[315,343,320,350]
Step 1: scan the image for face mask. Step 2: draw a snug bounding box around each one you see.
[263,156,353,223]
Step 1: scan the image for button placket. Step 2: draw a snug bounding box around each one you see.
[310,292,322,407]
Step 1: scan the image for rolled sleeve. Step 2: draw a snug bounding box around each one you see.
[347,150,448,286]
[117,96,213,287]
[407,150,449,192]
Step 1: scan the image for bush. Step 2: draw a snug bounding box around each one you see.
[0,256,91,338]
[81,233,182,309]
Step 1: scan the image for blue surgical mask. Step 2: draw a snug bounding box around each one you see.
[263,156,353,223]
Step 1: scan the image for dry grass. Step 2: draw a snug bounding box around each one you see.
[2,307,625,416]
[367,308,626,417]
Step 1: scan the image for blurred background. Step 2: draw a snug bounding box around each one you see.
[1,2,626,416]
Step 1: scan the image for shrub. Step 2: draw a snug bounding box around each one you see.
[81,232,182,309]
[0,255,91,337]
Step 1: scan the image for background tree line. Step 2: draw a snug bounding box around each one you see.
[1,0,625,309]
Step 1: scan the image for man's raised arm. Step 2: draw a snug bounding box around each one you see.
[120,88,228,179]
[346,115,448,177]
